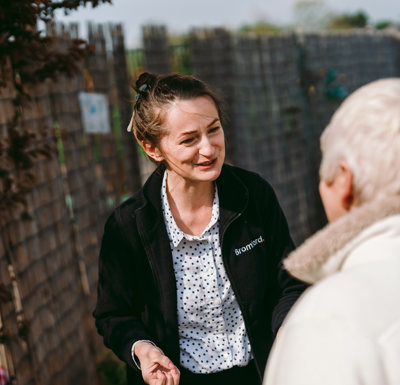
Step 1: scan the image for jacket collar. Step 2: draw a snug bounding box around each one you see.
[140,163,249,234]
[284,196,400,284]
[217,164,249,233]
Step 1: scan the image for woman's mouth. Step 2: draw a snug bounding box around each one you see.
[196,159,217,167]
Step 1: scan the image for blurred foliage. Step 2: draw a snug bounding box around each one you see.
[238,21,284,34]
[328,11,368,29]
[0,0,111,217]
[126,34,191,83]
[112,106,124,157]
[126,48,145,81]
[0,0,111,92]
[0,123,57,215]
[169,38,192,74]
[293,0,332,31]
[96,351,126,385]
[375,20,394,30]
[292,0,397,32]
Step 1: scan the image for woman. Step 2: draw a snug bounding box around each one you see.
[93,72,306,385]
[263,78,400,385]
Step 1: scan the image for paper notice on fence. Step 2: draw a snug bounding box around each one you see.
[78,92,111,134]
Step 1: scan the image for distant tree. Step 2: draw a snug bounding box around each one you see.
[375,20,393,30]
[328,10,369,29]
[238,21,283,34]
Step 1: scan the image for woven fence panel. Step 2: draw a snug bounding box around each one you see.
[0,76,97,385]
[232,34,324,244]
[231,35,266,170]
[110,24,142,194]
[47,24,105,319]
[0,73,35,385]
[189,29,237,162]
[142,25,171,74]
[87,23,126,209]
[301,31,400,156]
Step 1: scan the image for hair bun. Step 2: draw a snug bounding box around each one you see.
[135,72,157,92]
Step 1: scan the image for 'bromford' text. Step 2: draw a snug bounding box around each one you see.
[234,236,265,256]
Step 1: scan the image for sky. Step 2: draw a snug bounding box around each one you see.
[55,0,400,48]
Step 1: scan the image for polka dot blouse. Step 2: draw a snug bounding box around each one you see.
[161,171,252,374]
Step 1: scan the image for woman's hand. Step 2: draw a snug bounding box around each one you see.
[134,341,180,385]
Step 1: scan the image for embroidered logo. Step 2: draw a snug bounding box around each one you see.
[235,236,265,256]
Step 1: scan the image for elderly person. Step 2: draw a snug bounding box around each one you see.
[263,78,400,385]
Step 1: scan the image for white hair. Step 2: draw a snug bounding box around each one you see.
[320,78,400,204]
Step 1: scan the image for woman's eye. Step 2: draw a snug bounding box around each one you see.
[209,126,220,133]
[181,137,195,144]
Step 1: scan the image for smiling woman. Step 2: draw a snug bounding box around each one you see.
[93,72,307,385]
[142,96,225,188]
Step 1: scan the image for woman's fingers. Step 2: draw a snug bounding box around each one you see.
[170,367,180,385]
[153,360,180,385]
[135,342,179,385]
[162,368,180,385]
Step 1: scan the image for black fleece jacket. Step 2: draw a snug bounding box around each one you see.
[93,164,307,384]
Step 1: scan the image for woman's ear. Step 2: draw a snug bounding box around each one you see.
[141,140,164,162]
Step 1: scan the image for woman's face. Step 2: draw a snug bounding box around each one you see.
[151,96,225,186]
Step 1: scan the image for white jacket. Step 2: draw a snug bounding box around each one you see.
[263,196,400,385]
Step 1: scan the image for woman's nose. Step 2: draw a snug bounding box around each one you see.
[199,137,214,156]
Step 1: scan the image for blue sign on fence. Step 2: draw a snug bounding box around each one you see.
[78,92,111,134]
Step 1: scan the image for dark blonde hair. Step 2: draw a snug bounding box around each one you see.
[131,72,224,146]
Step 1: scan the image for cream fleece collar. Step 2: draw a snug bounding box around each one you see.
[284,196,400,284]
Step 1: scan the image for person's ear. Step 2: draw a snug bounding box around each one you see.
[141,140,164,162]
[338,160,356,211]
